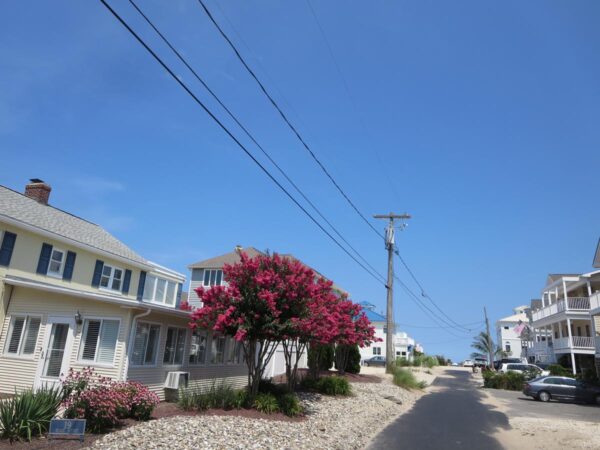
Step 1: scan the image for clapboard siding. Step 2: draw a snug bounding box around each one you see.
[0,286,130,394]
[125,310,248,401]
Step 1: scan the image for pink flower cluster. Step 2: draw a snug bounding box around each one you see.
[190,251,381,349]
[62,368,159,433]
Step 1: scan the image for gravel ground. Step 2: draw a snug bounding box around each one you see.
[88,373,431,450]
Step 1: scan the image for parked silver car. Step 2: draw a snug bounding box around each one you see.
[364,356,386,367]
[523,376,600,404]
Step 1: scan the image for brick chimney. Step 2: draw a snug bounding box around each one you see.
[24,179,51,205]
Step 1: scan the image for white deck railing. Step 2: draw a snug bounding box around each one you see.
[532,297,590,322]
[553,336,594,350]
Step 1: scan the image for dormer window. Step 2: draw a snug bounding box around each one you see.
[203,269,223,287]
[143,274,177,306]
[100,264,123,291]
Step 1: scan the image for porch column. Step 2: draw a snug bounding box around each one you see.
[563,280,569,310]
[587,281,592,296]
[541,292,546,308]
[566,317,576,374]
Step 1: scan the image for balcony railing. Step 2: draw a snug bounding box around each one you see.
[532,297,590,322]
[553,336,594,350]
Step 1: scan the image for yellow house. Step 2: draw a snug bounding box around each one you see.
[0,180,247,400]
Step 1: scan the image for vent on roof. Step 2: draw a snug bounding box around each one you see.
[24,179,51,205]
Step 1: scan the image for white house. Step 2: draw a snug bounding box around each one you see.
[357,301,417,362]
[495,305,529,359]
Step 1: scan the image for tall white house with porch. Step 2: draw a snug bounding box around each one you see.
[589,240,600,376]
[529,271,600,374]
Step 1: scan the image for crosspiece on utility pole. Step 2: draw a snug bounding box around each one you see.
[374,212,411,373]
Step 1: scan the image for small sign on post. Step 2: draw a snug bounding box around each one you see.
[49,419,86,442]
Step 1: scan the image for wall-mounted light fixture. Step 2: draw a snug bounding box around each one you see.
[75,310,83,326]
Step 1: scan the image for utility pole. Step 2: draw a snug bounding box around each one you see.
[374,213,411,373]
[484,306,494,370]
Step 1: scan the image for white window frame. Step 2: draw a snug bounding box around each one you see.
[130,321,162,368]
[202,269,223,287]
[142,274,178,306]
[46,247,66,279]
[3,315,42,360]
[99,264,124,292]
[189,330,208,366]
[372,347,381,356]
[77,317,121,367]
[163,326,187,366]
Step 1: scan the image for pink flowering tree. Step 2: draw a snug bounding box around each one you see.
[191,252,321,396]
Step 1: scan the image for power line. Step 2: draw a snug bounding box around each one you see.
[397,321,485,329]
[303,0,404,207]
[125,0,386,285]
[98,0,386,287]
[394,247,472,332]
[195,0,384,240]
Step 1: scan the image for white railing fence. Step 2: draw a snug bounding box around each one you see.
[567,297,590,310]
[590,292,600,311]
[532,297,590,322]
[553,336,594,349]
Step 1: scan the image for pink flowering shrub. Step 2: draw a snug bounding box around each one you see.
[61,368,159,432]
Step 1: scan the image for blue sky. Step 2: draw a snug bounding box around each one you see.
[1,1,599,362]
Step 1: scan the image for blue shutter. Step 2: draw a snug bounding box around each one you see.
[91,260,104,288]
[62,251,77,281]
[0,232,17,267]
[175,283,183,307]
[36,243,53,275]
[136,271,147,300]
[122,269,132,294]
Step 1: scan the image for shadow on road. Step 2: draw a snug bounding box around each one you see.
[369,369,510,450]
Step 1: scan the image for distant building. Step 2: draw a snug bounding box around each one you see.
[496,305,530,359]
[357,301,418,362]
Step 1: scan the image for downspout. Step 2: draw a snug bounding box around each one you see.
[120,308,151,381]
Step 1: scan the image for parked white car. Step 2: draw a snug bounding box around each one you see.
[499,363,549,377]
[462,359,474,367]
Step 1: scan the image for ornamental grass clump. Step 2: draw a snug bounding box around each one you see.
[278,393,303,417]
[0,386,62,442]
[392,367,427,390]
[316,376,352,396]
[177,383,244,411]
[253,393,279,414]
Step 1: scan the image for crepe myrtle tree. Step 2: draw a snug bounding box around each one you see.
[190,251,320,396]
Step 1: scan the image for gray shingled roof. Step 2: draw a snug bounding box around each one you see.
[0,185,148,265]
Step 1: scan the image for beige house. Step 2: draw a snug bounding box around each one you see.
[0,180,246,399]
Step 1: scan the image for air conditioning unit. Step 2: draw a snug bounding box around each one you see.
[164,371,189,390]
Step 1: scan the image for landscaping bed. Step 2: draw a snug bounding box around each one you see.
[88,376,427,450]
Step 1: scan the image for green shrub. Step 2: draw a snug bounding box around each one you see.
[482,371,525,391]
[299,377,320,391]
[548,364,572,377]
[392,368,427,390]
[258,380,288,397]
[334,345,361,374]
[278,393,303,417]
[0,386,62,442]
[395,358,411,367]
[316,376,352,396]
[253,393,279,414]
[413,354,438,369]
[307,344,334,374]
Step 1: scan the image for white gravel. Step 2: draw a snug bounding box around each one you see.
[88,374,430,450]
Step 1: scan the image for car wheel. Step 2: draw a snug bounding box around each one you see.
[538,391,551,402]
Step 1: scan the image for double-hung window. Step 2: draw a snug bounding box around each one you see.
[100,264,124,291]
[79,319,120,365]
[131,322,161,366]
[4,316,41,357]
[210,335,226,364]
[202,269,223,287]
[189,330,207,365]
[163,327,186,365]
[143,275,177,306]
[373,347,381,355]
[47,248,65,278]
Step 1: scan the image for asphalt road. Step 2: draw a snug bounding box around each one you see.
[368,369,510,450]
[485,385,600,422]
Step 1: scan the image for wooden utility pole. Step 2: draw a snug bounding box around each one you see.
[484,306,494,370]
[374,213,411,373]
